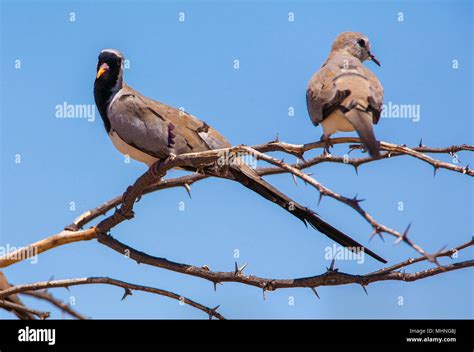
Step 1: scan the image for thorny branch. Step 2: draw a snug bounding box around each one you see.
[0,272,36,319]
[0,299,50,320]
[64,138,473,232]
[0,138,472,318]
[254,137,473,175]
[2,138,471,267]
[0,277,225,320]
[21,290,88,320]
[0,270,87,320]
[95,234,473,295]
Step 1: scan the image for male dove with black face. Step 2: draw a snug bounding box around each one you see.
[94,48,386,263]
[306,32,384,157]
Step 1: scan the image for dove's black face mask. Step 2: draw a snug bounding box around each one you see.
[94,51,124,132]
[95,52,123,90]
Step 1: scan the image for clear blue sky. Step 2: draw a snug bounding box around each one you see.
[1,0,472,319]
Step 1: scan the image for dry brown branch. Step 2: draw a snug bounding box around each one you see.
[0,138,471,318]
[369,239,474,275]
[1,139,472,269]
[21,291,88,320]
[64,174,209,232]
[0,228,96,268]
[64,138,472,231]
[0,299,49,320]
[96,233,473,294]
[0,277,225,320]
[254,138,474,177]
[90,139,474,260]
[0,272,36,320]
[242,145,428,256]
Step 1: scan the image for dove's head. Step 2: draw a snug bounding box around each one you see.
[331,32,380,66]
[95,49,125,87]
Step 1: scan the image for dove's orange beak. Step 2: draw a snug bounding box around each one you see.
[96,63,109,79]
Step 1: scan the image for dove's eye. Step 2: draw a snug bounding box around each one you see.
[357,39,366,47]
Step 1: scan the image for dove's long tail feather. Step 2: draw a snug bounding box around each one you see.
[226,164,387,263]
[344,106,381,158]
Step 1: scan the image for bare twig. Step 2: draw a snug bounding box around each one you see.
[22,291,88,320]
[254,138,474,176]
[97,233,473,292]
[240,145,427,256]
[0,138,470,319]
[64,138,473,231]
[0,277,225,320]
[0,271,36,320]
[0,299,49,320]
[2,139,472,268]
[369,239,474,276]
[0,228,96,268]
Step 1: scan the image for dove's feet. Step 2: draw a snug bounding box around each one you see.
[320,134,333,156]
[117,186,136,219]
[150,160,164,179]
[150,155,176,180]
[121,185,134,205]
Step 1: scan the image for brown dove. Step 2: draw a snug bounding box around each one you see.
[93,48,386,263]
[306,32,384,157]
